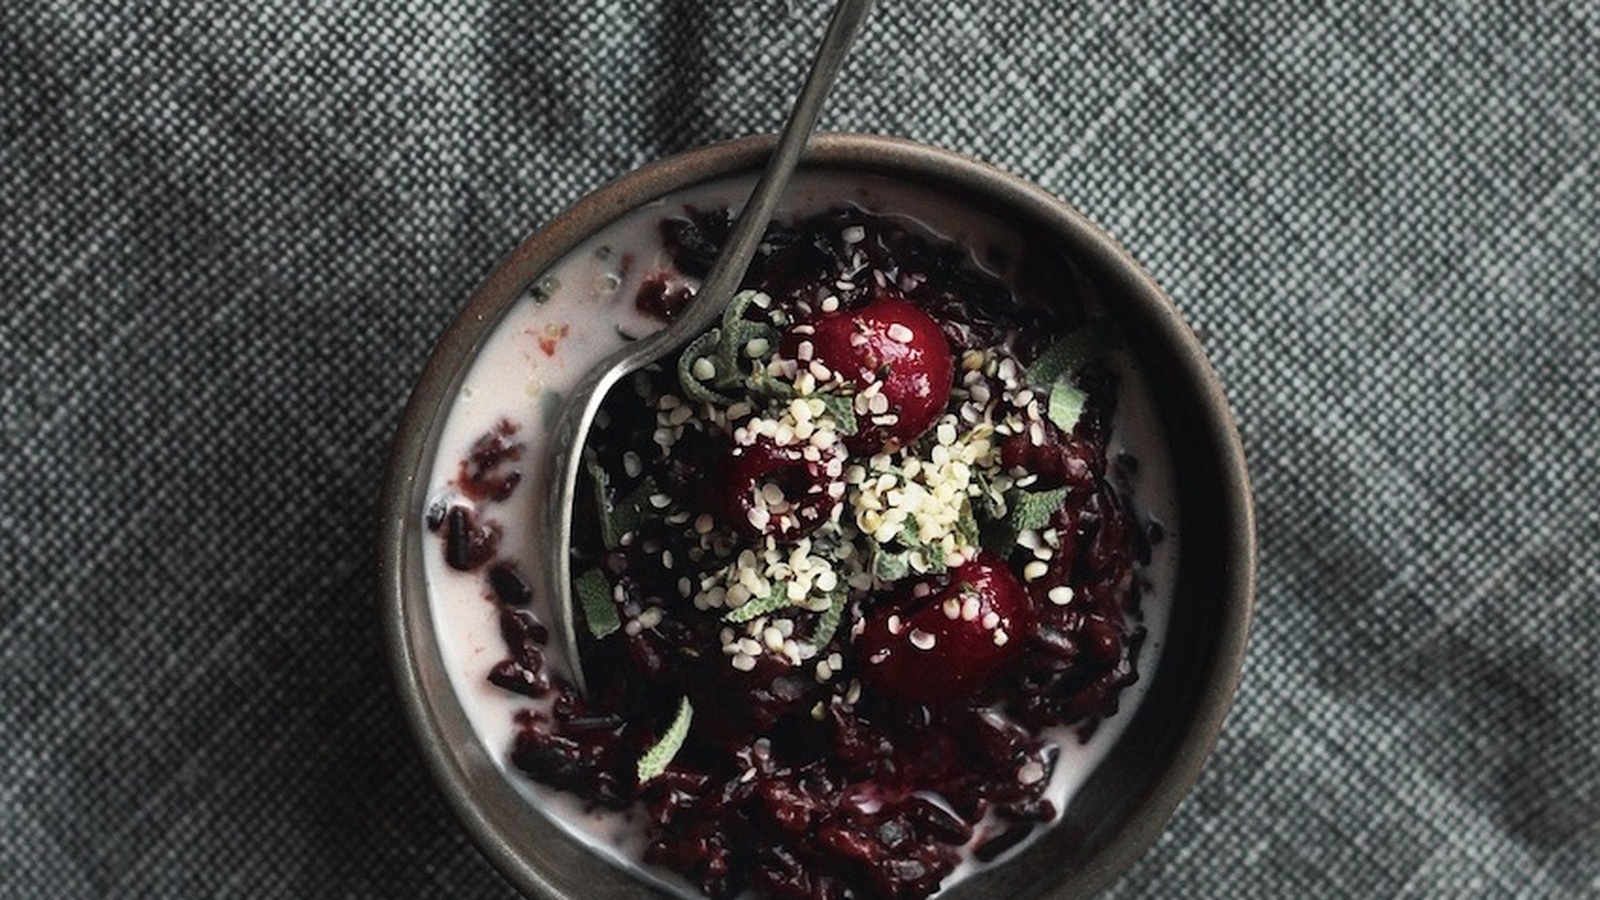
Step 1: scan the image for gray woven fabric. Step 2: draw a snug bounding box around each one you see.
[4,0,1597,897]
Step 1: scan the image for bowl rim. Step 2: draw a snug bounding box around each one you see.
[378,131,1256,899]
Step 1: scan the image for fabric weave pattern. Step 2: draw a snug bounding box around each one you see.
[3,1,1597,897]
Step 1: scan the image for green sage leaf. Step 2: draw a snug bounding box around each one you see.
[981,485,1070,553]
[1024,319,1119,386]
[971,472,1003,523]
[574,568,620,639]
[1008,485,1070,535]
[1046,379,1087,433]
[812,594,847,649]
[637,697,694,784]
[723,584,796,624]
[677,328,736,406]
[717,290,780,379]
[872,547,914,582]
[609,477,660,549]
[748,365,798,401]
[814,389,858,436]
[955,498,982,550]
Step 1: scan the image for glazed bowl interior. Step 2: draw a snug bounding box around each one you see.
[379,133,1255,900]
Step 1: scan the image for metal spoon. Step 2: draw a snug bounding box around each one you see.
[544,0,873,696]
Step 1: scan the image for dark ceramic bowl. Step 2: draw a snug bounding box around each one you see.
[379,133,1254,899]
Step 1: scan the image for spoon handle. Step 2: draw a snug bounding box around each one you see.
[668,0,875,341]
[547,0,874,696]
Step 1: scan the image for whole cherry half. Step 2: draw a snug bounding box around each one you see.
[723,437,846,540]
[782,291,954,452]
[856,552,1034,705]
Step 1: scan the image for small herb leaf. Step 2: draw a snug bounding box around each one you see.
[955,498,982,549]
[575,569,620,639]
[637,697,694,784]
[872,547,914,582]
[1046,378,1087,433]
[812,594,847,649]
[723,585,796,624]
[717,291,780,379]
[678,329,736,406]
[748,366,798,401]
[609,477,660,549]
[1024,319,1119,386]
[980,485,1071,552]
[1008,486,1070,535]
[814,389,858,436]
[971,472,1003,523]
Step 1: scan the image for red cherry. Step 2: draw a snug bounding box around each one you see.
[723,438,845,540]
[856,552,1033,704]
[782,292,954,452]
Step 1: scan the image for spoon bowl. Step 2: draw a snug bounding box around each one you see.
[544,0,872,696]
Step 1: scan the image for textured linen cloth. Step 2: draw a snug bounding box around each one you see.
[4,1,1598,897]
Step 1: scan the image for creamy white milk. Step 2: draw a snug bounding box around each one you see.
[421,171,1177,897]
